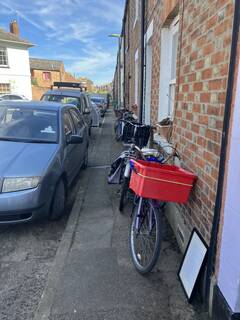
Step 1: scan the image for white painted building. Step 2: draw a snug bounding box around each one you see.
[0,21,33,99]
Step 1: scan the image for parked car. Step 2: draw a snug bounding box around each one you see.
[89,95,107,117]
[0,101,89,224]
[41,82,92,135]
[0,94,28,101]
[86,94,100,127]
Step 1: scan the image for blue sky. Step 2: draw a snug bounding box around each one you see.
[0,0,125,85]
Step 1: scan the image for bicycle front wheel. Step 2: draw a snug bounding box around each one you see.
[119,177,130,212]
[129,198,162,274]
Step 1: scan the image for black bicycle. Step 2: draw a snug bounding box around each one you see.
[114,110,135,141]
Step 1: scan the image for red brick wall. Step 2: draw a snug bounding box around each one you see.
[121,0,234,244]
[124,0,147,113]
[172,0,234,242]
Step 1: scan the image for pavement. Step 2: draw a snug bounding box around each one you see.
[34,110,209,320]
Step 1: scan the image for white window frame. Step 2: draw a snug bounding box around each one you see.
[133,0,139,29]
[134,49,139,105]
[0,83,11,94]
[158,16,179,122]
[0,47,8,67]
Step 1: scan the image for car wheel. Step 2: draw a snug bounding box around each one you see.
[49,179,66,221]
[82,148,88,169]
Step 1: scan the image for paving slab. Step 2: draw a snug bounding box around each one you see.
[35,110,209,320]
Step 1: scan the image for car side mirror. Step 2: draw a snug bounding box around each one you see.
[68,134,83,144]
[83,108,91,115]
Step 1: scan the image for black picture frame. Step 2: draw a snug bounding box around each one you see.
[178,228,208,302]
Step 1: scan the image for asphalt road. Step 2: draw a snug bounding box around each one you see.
[0,123,102,320]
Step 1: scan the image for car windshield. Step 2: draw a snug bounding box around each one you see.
[0,106,58,143]
[42,94,80,107]
[90,97,105,104]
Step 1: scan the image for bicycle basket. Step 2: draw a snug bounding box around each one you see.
[122,123,151,148]
[134,125,151,148]
[129,160,197,203]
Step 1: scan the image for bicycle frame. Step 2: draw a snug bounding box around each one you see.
[134,197,162,233]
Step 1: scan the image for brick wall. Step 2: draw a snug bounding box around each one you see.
[172,0,234,242]
[121,0,234,244]
[31,69,62,88]
[124,0,142,112]
[32,85,48,101]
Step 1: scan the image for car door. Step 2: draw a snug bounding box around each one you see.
[69,107,87,168]
[63,109,79,184]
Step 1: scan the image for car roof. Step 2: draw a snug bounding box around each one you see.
[44,89,86,98]
[0,100,65,111]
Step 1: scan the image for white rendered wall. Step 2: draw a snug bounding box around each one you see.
[0,45,32,99]
[218,56,240,312]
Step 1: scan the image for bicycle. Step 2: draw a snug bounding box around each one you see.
[128,146,197,274]
[119,143,162,212]
[114,110,135,141]
[118,133,176,212]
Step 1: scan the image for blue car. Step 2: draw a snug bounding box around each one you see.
[0,101,89,224]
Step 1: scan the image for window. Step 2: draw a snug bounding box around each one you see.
[8,95,24,100]
[0,107,58,143]
[83,96,90,113]
[0,83,10,94]
[158,17,179,121]
[64,111,76,137]
[69,108,84,134]
[42,94,81,111]
[81,96,88,113]
[133,0,139,28]
[42,72,51,81]
[0,48,8,66]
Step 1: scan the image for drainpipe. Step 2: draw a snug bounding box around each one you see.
[123,23,126,108]
[139,0,145,123]
[122,0,129,108]
[205,0,240,303]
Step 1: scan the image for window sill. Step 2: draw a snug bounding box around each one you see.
[0,65,10,68]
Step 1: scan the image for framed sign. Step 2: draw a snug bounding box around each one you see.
[178,228,208,302]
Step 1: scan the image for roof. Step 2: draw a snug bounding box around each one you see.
[44,89,86,98]
[0,28,33,47]
[0,100,64,111]
[30,58,63,71]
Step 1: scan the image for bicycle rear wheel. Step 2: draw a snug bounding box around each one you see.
[129,198,162,274]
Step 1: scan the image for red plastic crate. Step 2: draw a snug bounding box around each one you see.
[129,160,197,203]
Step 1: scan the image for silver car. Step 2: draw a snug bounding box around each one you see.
[0,101,89,224]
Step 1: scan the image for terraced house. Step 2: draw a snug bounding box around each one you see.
[114,0,240,318]
[0,20,33,99]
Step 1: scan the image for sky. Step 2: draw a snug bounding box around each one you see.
[0,0,125,85]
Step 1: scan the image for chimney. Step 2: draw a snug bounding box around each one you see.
[10,20,19,37]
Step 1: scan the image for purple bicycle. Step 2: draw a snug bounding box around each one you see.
[129,146,181,274]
